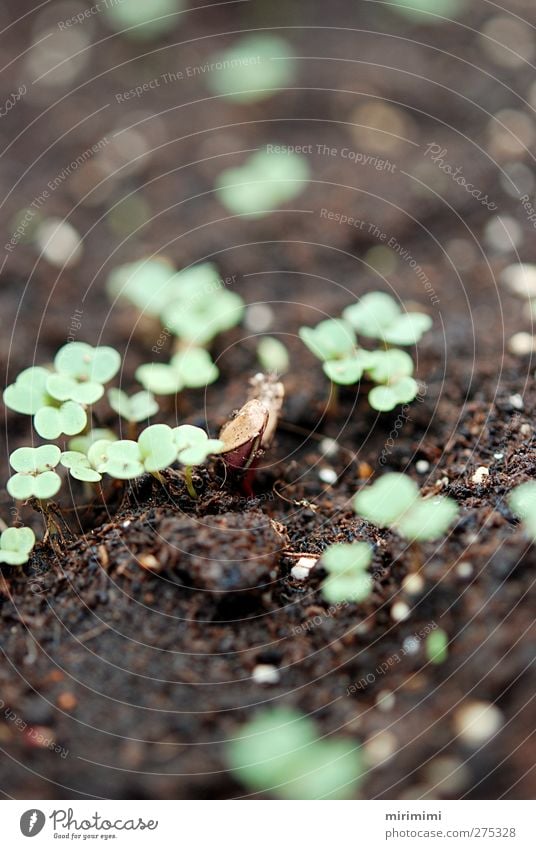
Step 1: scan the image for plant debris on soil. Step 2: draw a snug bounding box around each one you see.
[1,0,536,800]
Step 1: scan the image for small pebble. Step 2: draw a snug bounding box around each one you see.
[35,218,83,267]
[471,466,489,485]
[318,467,337,485]
[508,332,535,356]
[252,664,280,685]
[121,520,131,528]
[402,573,424,596]
[416,459,430,474]
[376,690,396,712]
[520,423,532,437]
[290,555,317,580]
[402,636,420,655]
[364,731,398,765]
[320,438,339,458]
[138,554,160,571]
[493,452,504,460]
[454,701,503,746]
[456,561,474,579]
[509,393,524,410]
[500,262,536,297]
[244,304,274,332]
[57,692,77,711]
[391,601,410,622]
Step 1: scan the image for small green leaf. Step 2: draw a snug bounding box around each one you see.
[171,349,219,388]
[354,473,419,527]
[102,440,144,480]
[383,313,433,346]
[322,542,372,574]
[173,424,224,466]
[323,356,364,385]
[107,257,178,315]
[257,337,290,374]
[103,0,182,42]
[54,342,121,384]
[0,526,36,565]
[397,496,459,541]
[365,348,414,384]
[137,424,176,472]
[10,445,61,474]
[46,374,104,405]
[34,401,87,439]
[216,151,310,217]
[207,34,294,103]
[87,440,114,473]
[60,451,102,483]
[343,292,401,337]
[108,388,159,423]
[135,363,183,395]
[321,542,373,604]
[3,367,51,415]
[299,319,356,361]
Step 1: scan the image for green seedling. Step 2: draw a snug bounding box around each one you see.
[300,294,430,412]
[207,34,294,103]
[426,628,448,665]
[54,342,121,386]
[391,0,465,22]
[173,424,224,497]
[216,150,310,217]
[60,451,103,483]
[107,257,178,316]
[100,440,144,480]
[354,473,459,542]
[103,0,183,41]
[100,424,177,480]
[3,366,86,439]
[7,445,62,500]
[321,542,373,604]
[227,707,362,800]
[136,348,219,395]
[257,337,290,375]
[343,292,432,346]
[0,526,35,565]
[508,481,536,540]
[108,389,159,423]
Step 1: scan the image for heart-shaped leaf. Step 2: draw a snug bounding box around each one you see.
[34,401,87,439]
[0,526,36,565]
[55,342,121,384]
[102,440,144,480]
[135,363,183,395]
[46,374,104,405]
[3,367,51,414]
[137,424,176,472]
[171,349,219,388]
[108,388,159,423]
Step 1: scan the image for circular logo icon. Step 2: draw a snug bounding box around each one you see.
[20,810,46,837]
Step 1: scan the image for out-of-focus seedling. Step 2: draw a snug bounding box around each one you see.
[103,0,183,41]
[257,337,289,375]
[508,482,536,540]
[426,628,448,665]
[207,34,294,103]
[321,542,373,604]
[227,707,362,799]
[354,473,459,542]
[216,150,310,217]
[7,445,62,501]
[343,292,432,346]
[68,429,117,453]
[0,526,35,565]
[136,348,219,395]
[108,389,159,423]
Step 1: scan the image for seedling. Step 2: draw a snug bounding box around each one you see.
[107,389,159,423]
[227,707,362,799]
[103,0,182,41]
[4,344,121,439]
[109,259,244,348]
[300,293,430,412]
[426,628,448,665]
[508,482,536,540]
[207,34,294,103]
[136,348,219,395]
[3,366,87,439]
[173,425,224,497]
[0,526,35,565]
[257,337,289,375]
[321,542,373,604]
[354,473,459,541]
[343,292,432,346]
[60,451,103,483]
[68,429,117,453]
[7,445,61,501]
[216,150,310,217]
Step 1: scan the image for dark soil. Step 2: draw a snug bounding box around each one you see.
[1,0,536,799]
